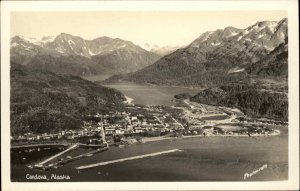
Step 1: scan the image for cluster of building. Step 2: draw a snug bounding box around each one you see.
[173,99,284,137]
[12,106,186,144]
[91,110,185,135]
[12,101,286,144]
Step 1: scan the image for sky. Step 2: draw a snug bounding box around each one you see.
[11,11,287,47]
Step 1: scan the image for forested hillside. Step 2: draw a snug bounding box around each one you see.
[10,62,125,135]
[190,83,288,121]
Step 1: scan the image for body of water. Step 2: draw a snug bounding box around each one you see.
[11,128,288,181]
[102,82,202,106]
[11,82,288,182]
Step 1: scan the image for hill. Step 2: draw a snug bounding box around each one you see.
[190,83,288,121]
[10,62,125,135]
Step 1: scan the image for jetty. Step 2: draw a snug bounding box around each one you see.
[76,149,183,170]
[56,146,109,166]
[38,144,79,165]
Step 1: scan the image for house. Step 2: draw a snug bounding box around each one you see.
[125,129,134,134]
[115,128,125,135]
[131,116,138,121]
[132,121,140,126]
[42,136,52,140]
[17,135,26,140]
[88,138,102,145]
[134,127,144,133]
[126,125,133,129]
[105,127,116,135]
[27,137,35,141]
[141,126,149,132]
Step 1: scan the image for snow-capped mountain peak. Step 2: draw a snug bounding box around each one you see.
[189,18,287,53]
[140,43,183,56]
[11,35,56,47]
[39,36,55,45]
[140,43,160,51]
[10,33,161,77]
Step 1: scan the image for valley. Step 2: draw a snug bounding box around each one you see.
[10,17,289,182]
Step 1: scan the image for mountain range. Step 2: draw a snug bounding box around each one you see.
[11,34,161,76]
[10,18,289,134]
[111,18,288,87]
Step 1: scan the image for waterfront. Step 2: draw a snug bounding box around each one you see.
[11,82,288,182]
[11,126,288,181]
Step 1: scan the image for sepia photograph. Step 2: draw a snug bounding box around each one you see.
[1,0,299,190]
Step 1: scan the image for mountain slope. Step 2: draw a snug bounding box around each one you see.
[246,37,288,78]
[10,34,161,76]
[91,48,159,74]
[25,54,103,76]
[10,36,44,65]
[118,18,287,86]
[150,45,182,56]
[10,62,125,135]
[43,33,91,57]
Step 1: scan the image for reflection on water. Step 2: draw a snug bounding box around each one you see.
[11,147,65,165]
[103,82,202,106]
[11,133,288,181]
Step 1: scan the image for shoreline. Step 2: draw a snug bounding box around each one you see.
[11,130,281,148]
[101,80,204,90]
[140,129,281,143]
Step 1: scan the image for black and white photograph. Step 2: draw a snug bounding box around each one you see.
[1,1,299,190]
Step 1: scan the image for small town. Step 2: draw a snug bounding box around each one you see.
[11,98,286,148]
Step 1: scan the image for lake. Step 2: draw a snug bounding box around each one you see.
[102,82,202,106]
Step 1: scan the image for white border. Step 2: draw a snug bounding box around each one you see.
[1,1,299,191]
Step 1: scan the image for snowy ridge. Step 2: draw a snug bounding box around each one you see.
[188,18,287,53]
